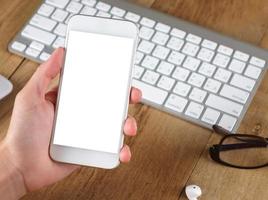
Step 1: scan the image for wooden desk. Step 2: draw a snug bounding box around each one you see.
[0,0,268,199]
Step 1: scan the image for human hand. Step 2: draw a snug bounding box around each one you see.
[0,48,141,198]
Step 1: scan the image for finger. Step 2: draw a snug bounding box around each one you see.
[123,116,137,136]
[130,87,142,104]
[119,145,131,163]
[24,48,64,99]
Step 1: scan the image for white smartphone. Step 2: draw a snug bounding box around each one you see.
[49,15,139,169]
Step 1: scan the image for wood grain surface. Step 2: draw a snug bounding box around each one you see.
[0,0,268,199]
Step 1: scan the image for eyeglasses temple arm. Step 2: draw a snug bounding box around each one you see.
[214,142,267,152]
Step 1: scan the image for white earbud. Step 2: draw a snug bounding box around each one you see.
[185,185,202,200]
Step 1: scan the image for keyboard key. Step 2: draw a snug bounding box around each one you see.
[133,65,144,79]
[172,67,190,81]
[197,48,215,62]
[125,12,140,23]
[139,26,154,40]
[167,37,184,51]
[217,45,233,56]
[111,7,126,17]
[135,51,144,64]
[30,41,44,51]
[228,59,246,74]
[40,52,51,61]
[152,32,169,45]
[198,62,216,77]
[141,55,159,70]
[170,28,186,39]
[52,36,65,48]
[201,39,217,50]
[244,65,262,79]
[167,51,185,65]
[25,47,40,58]
[51,9,68,22]
[201,108,220,125]
[30,14,57,31]
[155,23,171,33]
[203,78,221,93]
[212,53,230,68]
[182,42,199,57]
[157,76,175,90]
[165,94,188,112]
[140,17,155,28]
[234,50,249,62]
[112,16,123,20]
[142,70,160,85]
[173,82,191,97]
[54,23,67,37]
[81,0,96,7]
[66,1,83,13]
[230,74,255,91]
[188,73,206,88]
[22,25,56,45]
[157,61,175,76]
[96,11,111,18]
[132,79,168,105]
[96,2,111,12]
[46,0,69,8]
[38,3,54,17]
[220,84,249,104]
[205,94,243,117]
[152,45,170,60]
[80,6,97,15]
[186,33,202,44]
[250,56,266,68]
[218,114,237,131]
[189,88,207,103]
[11,41,26,52]
[185,102,204,119]
[183,56,201,71]
[214,68,232,83]
[138,40,155,54]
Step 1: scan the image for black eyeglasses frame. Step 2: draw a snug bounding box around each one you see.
[209,126,268,169]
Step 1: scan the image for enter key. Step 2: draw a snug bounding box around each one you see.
[220,84,249,104]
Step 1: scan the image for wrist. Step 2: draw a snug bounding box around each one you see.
[0,141,27,200]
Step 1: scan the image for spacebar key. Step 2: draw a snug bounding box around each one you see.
[22,25,56,46]
[132,79,168,105]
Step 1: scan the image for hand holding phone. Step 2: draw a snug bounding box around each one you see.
[0,48,141,195]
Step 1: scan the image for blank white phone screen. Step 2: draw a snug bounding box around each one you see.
[53,30,135,154]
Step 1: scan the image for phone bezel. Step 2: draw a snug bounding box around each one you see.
[49,15,139,169]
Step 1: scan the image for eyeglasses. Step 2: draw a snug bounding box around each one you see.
[209,125,268,169]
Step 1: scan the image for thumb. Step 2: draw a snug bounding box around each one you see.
[23,48,64,100]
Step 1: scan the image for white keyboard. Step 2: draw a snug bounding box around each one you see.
[9,0,268,132]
